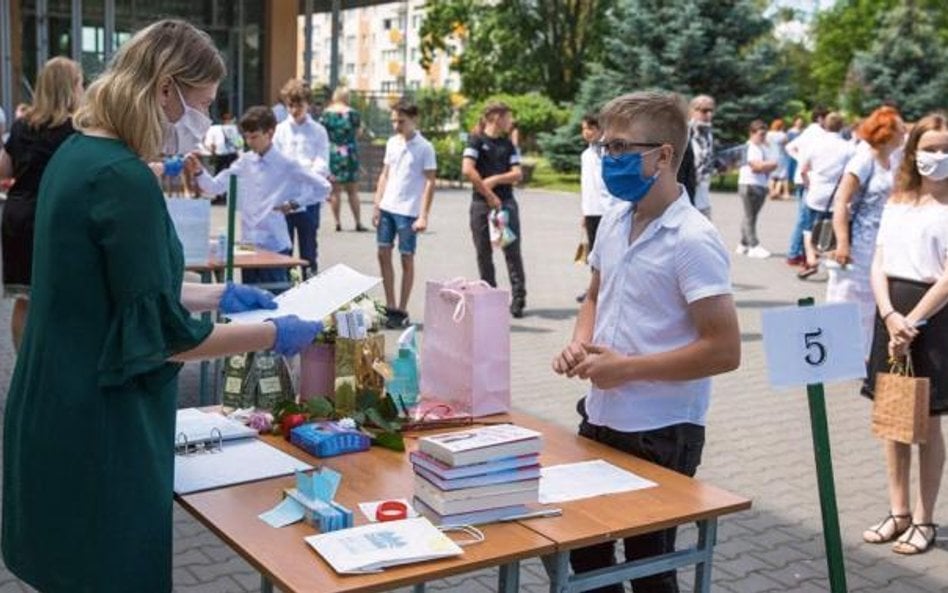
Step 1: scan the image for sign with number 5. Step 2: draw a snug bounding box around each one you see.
[761,303,866,388]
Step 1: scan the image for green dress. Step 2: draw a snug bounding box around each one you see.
[2,134,213,592]
[321,108,361,183]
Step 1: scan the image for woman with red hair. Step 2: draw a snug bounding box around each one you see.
[827,106,906,355]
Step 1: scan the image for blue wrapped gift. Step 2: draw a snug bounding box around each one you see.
[290,421,371,458]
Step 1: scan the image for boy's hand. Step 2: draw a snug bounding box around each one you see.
[552,341,586,375]
[184,152,203,175]
[372,205,381,228]
[571,343,629,390]
[412,216,428,232]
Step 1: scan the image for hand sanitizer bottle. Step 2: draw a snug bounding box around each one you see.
[388,326,419,412]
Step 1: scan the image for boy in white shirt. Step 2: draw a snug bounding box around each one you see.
[372,100,437,328]
[273,79,331,276]
[577,112,617,302]
[187,106,331,284]
[552,91,740,593]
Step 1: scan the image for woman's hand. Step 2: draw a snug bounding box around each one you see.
[885,311,918,348]
[834,241,851,266]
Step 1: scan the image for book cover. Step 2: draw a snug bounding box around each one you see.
[409,451,540,480]
[304,517,463,574]
[413,478,538,516]
[414,464,541,492]
[412,497,531,527]
[418,424,541,467]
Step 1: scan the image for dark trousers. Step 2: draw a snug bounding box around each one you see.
[286,204,320,276]
[571,398,705,593]
[470,198,526,303]
[584,215,602,252]
[241,248,292,285]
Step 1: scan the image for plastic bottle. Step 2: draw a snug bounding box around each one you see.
[387,326,419,413]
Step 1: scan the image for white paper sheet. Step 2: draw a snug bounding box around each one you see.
[165,198,210,265]
[225,264,381,324]
[538,460,656,503]
[175,408,258,445]
[174,439,312,494]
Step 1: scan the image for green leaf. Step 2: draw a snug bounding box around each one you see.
[378,393,402,421]
[351,411,366,425]
[305,396,335,419]
[356,389,381,411]
[365,407,398,432]
[271,399,304,422]
[371,431,406,452]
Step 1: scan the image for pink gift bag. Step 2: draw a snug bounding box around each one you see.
[299,343,336,401]
[420,278,510,417]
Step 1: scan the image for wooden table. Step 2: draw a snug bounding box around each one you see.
[185,248,308,405]
[177,412,750,593]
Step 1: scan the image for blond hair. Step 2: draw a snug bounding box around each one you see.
[26,57,82,129]
[74,19,225,159]
[600,91,689,169]
[331,87,350,105]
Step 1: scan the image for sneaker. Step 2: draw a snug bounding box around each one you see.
[576,292,587,304]
[510,300,525,319]
[384,309,409,329]
[747,245,771,259]
[735,244,749,256]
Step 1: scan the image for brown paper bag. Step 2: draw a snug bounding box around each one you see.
[574,241,589,265]
[872,357,930,444]
[334,334,386,396]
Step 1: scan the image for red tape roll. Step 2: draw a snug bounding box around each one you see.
[375,500,408,522]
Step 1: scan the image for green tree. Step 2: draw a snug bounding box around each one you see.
[541,0,793,171]
[849,2,948,120]
[419,0,614,102]
[461,93,569,151]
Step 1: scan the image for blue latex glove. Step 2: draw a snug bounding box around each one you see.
[219,282,278,314]
[269,315,323,357]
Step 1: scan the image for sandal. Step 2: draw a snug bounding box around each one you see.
[796,264,819,280]
[863,512,912,543]
[893,523,938,555]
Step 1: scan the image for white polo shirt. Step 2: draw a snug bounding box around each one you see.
[274,115,331,213]
[585,188,732,432]
[379,132,437,218]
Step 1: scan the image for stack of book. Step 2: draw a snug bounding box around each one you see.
[411,424,542,525]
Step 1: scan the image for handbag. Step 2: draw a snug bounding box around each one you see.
[573,239,589,265]
[872,355,930,444]
[812,160,874,254]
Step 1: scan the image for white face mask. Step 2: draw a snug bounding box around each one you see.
[163,83,212,155]
[916,150,948,181]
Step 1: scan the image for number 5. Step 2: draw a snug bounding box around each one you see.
[804,328,827,366]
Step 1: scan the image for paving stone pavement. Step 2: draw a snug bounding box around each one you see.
[1,187,947,592]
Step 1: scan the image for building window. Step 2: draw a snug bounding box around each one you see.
[410,48,419,62]
[346,63,355,75]
[381,80,396,92]
[412,15,423,30]
[383,18,393,30]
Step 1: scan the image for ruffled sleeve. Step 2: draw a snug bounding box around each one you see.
[97,291,213,389]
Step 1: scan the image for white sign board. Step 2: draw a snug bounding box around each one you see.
[165,198,211,266]
[226,263,381,324]
[761,303,866,389]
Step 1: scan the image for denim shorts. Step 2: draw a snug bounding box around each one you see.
[377,209,418,255]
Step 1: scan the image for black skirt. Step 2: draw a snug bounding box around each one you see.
[862,277,948,415]
[1,196,38,295]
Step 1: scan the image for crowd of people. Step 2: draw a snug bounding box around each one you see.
[0,15,945,593]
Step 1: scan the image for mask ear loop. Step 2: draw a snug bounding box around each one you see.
[438,524,486,546]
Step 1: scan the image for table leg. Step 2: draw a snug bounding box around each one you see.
[541,552,570,593]
[498,560,520,593]
[693,518,717,593]
[412,583,426,593]
[260,575,274,593]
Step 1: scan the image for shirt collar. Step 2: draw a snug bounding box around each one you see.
[622,186,692,230]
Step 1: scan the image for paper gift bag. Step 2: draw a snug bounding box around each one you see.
[420,278,510,417]
[299,343,336,401]
[872,356,930,444]
[334,334,386,395]
[574,241,589,265]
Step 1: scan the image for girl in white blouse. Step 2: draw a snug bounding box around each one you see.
[861,113,948,555]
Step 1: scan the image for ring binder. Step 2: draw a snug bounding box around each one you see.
[175,427,224,456]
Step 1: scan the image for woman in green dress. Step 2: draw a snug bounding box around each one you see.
[321,87,366,231]
[1,20,321,593]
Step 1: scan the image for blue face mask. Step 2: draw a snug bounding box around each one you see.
[601,149,660,204]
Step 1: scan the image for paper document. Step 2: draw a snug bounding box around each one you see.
[175,408,258,444]
[165,198,210,265]
[538,460,656,503]
[174,439,312,494]
[225,264,381,324]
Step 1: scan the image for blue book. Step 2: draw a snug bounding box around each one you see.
[412,497,531,527]
[410,451,540,480]
[414,463,541,491]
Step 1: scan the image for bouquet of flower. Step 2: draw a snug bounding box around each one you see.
[315,294,388,344]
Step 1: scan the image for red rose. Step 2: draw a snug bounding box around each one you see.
[281,414,308,439]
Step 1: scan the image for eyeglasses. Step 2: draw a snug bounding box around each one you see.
[698,108,714,114]
[594,139,665,157]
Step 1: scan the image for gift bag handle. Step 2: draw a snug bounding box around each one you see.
[887,355,915,377]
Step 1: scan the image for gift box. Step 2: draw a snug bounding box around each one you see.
[299,343,336,402]
[334,334,386,396]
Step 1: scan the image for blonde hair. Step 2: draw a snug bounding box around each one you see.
[26,57,82,129]
[471,101,510,136]
[600,91,689,169]
[331,87,350,104]
[74,19,226,159]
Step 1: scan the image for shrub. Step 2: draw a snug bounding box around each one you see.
[460,92,569,151]
[431,135,464,181]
